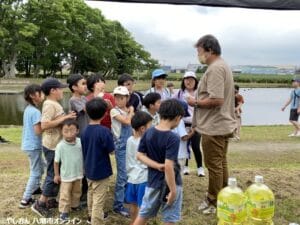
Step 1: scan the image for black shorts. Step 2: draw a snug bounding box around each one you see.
[289,109,299,121]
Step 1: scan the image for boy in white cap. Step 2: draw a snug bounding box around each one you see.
[110,86,134,217]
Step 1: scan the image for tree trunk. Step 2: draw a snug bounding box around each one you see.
[3,53,17,78]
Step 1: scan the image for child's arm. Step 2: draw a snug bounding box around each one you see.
[41,112,77,130]
[282,98,292,111]
[165,159,176,205]
[113,106,134,125]
[33,123,42,135]
[53,161,61,184]
[136,152,164,171]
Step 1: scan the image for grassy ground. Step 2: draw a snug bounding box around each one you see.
[0,125,299,224]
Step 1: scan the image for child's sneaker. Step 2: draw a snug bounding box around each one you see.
[71,206,82,211]
[60,213,70,223]
[31,201,50,217]
[87,212,108,224]
[183,166,190,175]
[47,199,58,209]
[202,205,216,215]
[19,198,35,209]
[113,206,130,217]
[198,199,210,211]
[197,167,205,177]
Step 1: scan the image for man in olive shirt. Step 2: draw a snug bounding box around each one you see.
[188,35,236,214]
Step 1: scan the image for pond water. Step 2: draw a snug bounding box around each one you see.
[0,88,292,126]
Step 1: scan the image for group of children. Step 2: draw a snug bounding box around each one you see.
[20,69,201,225]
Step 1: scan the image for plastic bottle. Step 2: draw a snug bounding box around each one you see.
[245,175,275,225]
[217,177,247,225]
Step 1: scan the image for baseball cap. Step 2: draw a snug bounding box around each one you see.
[152,69,168,79]
[177,100,190,117]
[183,71,197,79]
[113,86,130,96]
[41,78,67,93]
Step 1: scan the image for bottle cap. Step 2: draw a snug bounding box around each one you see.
[255,175,264,183]
[228,177,237,187]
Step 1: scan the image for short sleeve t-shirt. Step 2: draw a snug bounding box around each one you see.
[126,136,147,184]
[172,120,188,159]
[69,96,89,136]
[142,108,160,127]
[193,58,236,136]
[144,87,171,101]
[81,124,115,180]
[290,88,300,109]
[138,127,182,189]
[54,138,83,182]
[41,99,65,150]
[21,105,42,151]
[110,107,128,139]
[128,91,143,111]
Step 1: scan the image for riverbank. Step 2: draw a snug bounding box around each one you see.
[0,125,299,224]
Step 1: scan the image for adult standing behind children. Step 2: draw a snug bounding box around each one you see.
[31,78,76,217]
[19,84,44,209]
[234,85,244,140]
[118,73,144,111]
[86,74,115,129]
[187,35,236,215]
[144,69,172,101]
[174,71,205,177]
[281,78,300,136]
[110,86,134,217]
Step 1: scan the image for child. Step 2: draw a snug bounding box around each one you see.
[144,69,172,101]
[118,73,144,111]
[86,74,115,129]
[142,92,161,126]
[172,100,192,175]
[110,86,134,217]
[19,84,44,209]
[134,99,185,225]
[234,85,244,140]
[67,74,88,136]
[81,98,115,225]
[125,111,153,225]
[54,119,83,222]
[31,78,76,217]
[282,78,300,136]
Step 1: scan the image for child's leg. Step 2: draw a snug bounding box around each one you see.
[133,216,148,225]
[190,132,203,168]
[71,179,82,209]
[129,204,139,225]
[59,182,72,214]
[22,150,43,201]
[87,180,93,218]
[185,159,189,167]
[91,178,109,225]
[290,121,299,133]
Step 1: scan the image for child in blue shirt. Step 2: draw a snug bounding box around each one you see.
[125,111,153,225]
[134,99,185,225]
[81,98,115,225]
[19,84,44,208]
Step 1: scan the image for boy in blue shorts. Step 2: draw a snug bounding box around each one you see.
[125,111,153,225]
[134,99,185,225]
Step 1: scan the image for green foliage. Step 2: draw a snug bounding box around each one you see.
[233,74,294,84]
[1,0,158,78]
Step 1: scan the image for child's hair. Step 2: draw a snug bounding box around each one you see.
[24,84,42,106]
[117,73,134,86]
[86,97,108,120]
[158,99,184,120]
[131,111,153,131]
[234,84,240,91]
[67,74,84,92]
[143,93,161,109]
[87,74,105,92]
[167,82,174,88]
[62,119,79,129]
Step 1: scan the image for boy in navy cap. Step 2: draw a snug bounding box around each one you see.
[31,78,76,217]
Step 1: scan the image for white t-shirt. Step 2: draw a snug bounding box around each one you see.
[110,107,128,139]
[172,119,188,159]
[126,136,148,184]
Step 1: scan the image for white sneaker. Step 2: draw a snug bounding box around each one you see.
[183,166,190,175]
[296,131,300,137]
[197,167,205,177]
[288,133,296,137]
[202,205,216,215]
[198,199,209,211]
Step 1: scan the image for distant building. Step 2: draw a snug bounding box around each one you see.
[232,65,296,75]
[161,66,172,73]
[186,63,203,72]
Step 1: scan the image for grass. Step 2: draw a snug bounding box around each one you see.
[0,125,299,224]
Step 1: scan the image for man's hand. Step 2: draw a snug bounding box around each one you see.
[297,108,300,114]
[156,163,165,172]
[281,106,286,112]
[186,96,196,107]
[166,191,176,205]
[54,175,61,184]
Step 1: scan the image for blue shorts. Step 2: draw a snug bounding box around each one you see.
[125,182,147,207]
[139,186,183,223]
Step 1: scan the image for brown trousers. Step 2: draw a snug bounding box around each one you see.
[88,178,109,225]
[59,179,82,213]
[201,134,231,205]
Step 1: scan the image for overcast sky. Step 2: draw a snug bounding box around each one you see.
[86,1,300,68]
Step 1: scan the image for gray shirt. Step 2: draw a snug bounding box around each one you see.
[69,96,89,136]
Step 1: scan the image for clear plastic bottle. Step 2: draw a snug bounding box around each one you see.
[245,175,275,225]
[217,177,247,225]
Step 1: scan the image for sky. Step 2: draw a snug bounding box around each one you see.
[86,1,300,68]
